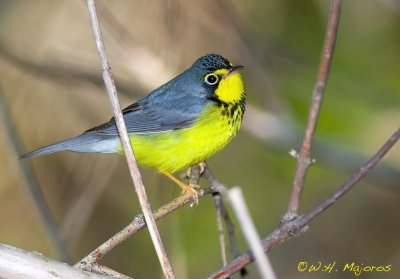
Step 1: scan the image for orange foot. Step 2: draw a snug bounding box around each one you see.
[162,171,200,206]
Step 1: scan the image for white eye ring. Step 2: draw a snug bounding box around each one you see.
[205,73,219,85]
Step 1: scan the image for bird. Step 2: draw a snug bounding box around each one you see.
[20,54,246,203]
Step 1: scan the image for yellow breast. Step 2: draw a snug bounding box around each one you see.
[126,100,244,173]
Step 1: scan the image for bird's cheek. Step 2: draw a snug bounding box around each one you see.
[215,73,244,103]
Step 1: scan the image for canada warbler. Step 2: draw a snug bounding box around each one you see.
[20,54,246,202]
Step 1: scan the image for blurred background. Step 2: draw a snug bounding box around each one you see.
[0,0,399,278]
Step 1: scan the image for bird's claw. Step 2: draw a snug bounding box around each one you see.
[182,183,200,207]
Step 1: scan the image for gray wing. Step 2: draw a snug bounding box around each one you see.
[87,80,209,135]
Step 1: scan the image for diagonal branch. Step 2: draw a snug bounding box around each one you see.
[297,127,400,224]
[75,186,218,272]
[76,163,229,276]
[85,1,174,278]
[209,127,400,278]
[285,0,343,220]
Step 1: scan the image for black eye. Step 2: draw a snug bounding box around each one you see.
[205,73,219,85]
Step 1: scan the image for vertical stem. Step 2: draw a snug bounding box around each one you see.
[213,193,228,266]
[285,0,343,219]
[228,187,276,279]
[85,1,175,278]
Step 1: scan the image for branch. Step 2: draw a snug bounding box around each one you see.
[85,1,174,278]
[212,193,228,267]
[209,127,400,278]
[298,127,400,224]
[76,163,229,275]
[285,0,343,220]
[0,244,112,279]
[214,193,247,277]
[206,167,248,276]
[76,186,218,271]
[228,187,277,279]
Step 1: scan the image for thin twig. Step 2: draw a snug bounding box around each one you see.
[202,166,229,193]
[75,186,217,269]
[76,164,223,271]
[212,193,228,267]
[85,1,174,278]
[203,165,229,267]
[218,196,247,278]
[228,187,276,279]
[209,127,400,278]
[285,0,343,220]
[298,127,400,224]
[205,166,247,277]
[0,87,69,262]
[188,164,202,185]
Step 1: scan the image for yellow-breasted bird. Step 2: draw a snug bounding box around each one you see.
[20,54,245,202]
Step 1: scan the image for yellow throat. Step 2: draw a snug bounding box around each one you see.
[214,69,245,104]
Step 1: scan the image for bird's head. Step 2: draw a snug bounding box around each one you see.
[192,54,244,105]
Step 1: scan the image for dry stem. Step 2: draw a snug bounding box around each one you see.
[213,193,228,267]
[228,187,277,279]
[85,1,174,277]
[285,0,343,220]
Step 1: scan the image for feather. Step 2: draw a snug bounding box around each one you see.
[19,133,118,158]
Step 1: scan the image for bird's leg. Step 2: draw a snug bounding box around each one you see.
[162,171,200,205]
[185,162,206,179]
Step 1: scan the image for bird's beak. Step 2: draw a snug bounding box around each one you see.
[228,65,244,76]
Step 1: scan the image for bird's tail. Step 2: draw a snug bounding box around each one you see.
[19,133,118,159]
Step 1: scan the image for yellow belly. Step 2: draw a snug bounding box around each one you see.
[124,104,242,173]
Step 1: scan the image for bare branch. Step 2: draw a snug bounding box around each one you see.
[285,0,343,220]
[215,194,248,277]
[212,193,228,266]
[202,166,229,193]
[228,187,277,279]
[209,127,400,278]
[204,166,248,276]
[85,1,174,277]
[76,164,231,272]
[0,244,112,279]
[76,187,218,270]
[298,127,400,224]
